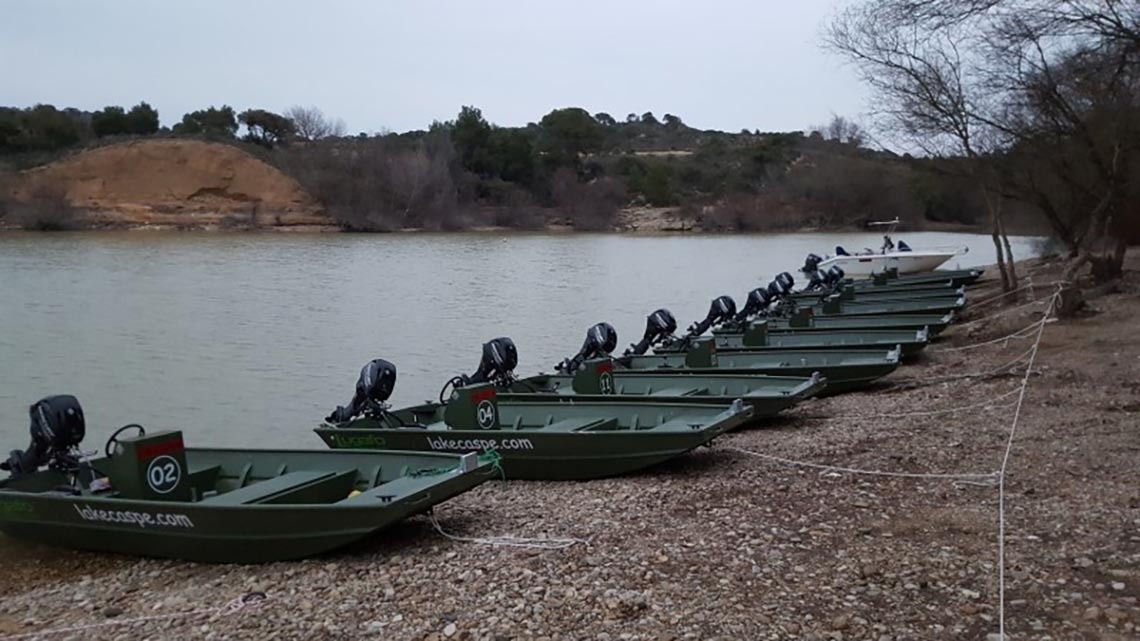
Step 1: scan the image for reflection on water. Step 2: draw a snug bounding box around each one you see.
[0,231,1039,449]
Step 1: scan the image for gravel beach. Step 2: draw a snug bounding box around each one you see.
[0,255,1136,641]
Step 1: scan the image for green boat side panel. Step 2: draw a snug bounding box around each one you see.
[443,383,500,430]
[572,359,617,395]
[685,337,717,368]
[742,321,769,346]
[789,308,813,327]
[105,430,192,502]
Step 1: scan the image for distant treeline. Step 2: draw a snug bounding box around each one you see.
[0,101,1008,232]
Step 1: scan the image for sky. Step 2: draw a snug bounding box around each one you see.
[1,0,867,135]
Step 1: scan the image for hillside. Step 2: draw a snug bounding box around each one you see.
[4,140,333,230]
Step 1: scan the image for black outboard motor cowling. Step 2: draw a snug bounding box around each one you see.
[687,295,737,337]
[557,322,618,373]
[800,253,823,274]
[734,287,773,322]
[2,395,86,478]
[466,337,519,385]
[825,265,846,287]
[776,271,795,294]
[327,359,398,424]
[624,308,677,356]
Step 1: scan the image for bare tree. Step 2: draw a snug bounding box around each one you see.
[828,0,1140,285]
[812,115,866,147]
[285,106,347,141]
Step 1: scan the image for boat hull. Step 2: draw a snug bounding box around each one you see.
[508,372,826,422]
[818,251,955,277]
[0,448,494,563]
[618,349,901,396]
[316,401,752,481]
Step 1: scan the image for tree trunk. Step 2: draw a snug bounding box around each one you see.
[996,210,1019,291]
[980,178,1012,292]
[991,210,1012,291]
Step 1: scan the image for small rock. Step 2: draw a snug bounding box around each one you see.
[443,622,457,637]
[1074,557,1094,568]
[1111,582,1125,591]
[102,607,123,618]
[1083,606,1101,621]
[831,614,850,630]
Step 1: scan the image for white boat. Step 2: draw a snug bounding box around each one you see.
[816,219,967,277]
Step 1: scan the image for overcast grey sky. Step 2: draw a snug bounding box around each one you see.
[1,0,866,134]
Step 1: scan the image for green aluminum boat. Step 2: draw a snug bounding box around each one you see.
[315,351,753,481]
[663,299,928,357]
[622,338,901,395]
[716,312,955,336]
[857,268,984,288]
[507,358,826,420]
[0,396,494,563]
[812,295,966,316]
[794,283,965,303]
[688,324,930,358]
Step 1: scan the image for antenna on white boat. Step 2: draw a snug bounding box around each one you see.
[866,218,901,253]
[865,217,901,227]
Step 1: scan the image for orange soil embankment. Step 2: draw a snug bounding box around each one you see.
[10,140,335,230]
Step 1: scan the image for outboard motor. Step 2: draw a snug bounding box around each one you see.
[776,271,795,294]
[557,322,618,373]
[825,265,846,287]
[686,295,737,337]
[326,359,398,424]
[733,286,773,322]
[800,253,823,274]
[765,273,799,317]
[624,308,677,356]
[465,337,519,385]
[804,267,827,292]
[2,395,86,478]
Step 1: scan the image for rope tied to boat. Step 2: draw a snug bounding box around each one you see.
[428,509,588,550]
[938,317,1052,352]
[726,285,1062,641]
[0,592,267,640]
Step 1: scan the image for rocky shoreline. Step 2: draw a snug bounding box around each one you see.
[0,254,1136,640]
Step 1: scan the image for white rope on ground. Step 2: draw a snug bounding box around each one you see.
[729,287,1060,640]
[996,289,1058,640]
[724,445,998,481]
[799,387,1023,421]
[939,319,1046,352]
[428,511,588,550]
[901,345,1037,386]
[969,278,1036,309]
[0,592,266,641]
[956,297,1049,329]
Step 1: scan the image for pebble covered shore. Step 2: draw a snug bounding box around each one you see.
[0,256,1136,641]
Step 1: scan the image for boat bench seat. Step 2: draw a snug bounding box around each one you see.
[187,464,222,501]
[203,470,354,506]
[337,474,440,504]
[543,417,619,432]
[650,386,707,397]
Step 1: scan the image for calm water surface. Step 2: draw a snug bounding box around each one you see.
[0,231,1040,450]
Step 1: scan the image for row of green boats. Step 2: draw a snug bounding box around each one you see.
[0,264,983,562]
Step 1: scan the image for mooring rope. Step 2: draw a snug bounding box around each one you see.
[996,288,1058,639]
[955,296,1049,329]
[0,592,267,641]
[939,318,1049,352]
[724,445,997,481]
[727,286,1060,641]
[428,510,588,550]
[798,387,1023,421]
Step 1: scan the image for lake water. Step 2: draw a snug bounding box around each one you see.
[0,231,1040,450]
